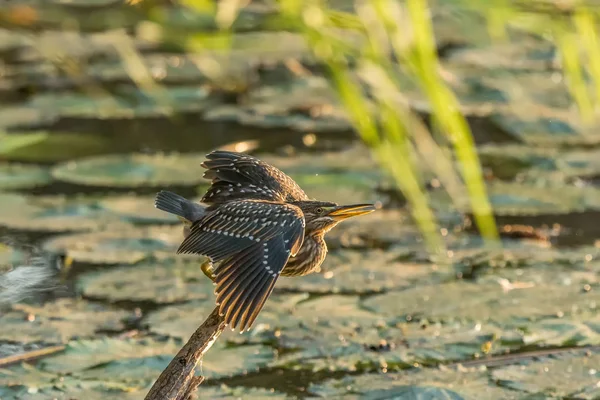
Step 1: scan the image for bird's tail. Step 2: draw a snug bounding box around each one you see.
[155,190,207,223]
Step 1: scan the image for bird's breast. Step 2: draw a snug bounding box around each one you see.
[281,235,327,277]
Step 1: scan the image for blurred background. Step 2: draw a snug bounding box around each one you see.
[1,0,600,398]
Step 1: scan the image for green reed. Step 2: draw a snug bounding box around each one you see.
[136,0,600,254]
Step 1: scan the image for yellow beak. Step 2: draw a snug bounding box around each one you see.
[328,204,376,221]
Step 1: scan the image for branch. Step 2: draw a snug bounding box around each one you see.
[145,306,226,400]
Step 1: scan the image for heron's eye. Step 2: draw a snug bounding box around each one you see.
[315,207,324,214]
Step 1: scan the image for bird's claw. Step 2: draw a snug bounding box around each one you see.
[201,259,216,282]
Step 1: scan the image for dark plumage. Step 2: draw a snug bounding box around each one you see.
[155,151,375,331]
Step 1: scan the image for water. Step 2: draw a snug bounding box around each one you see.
[1,1,600,399]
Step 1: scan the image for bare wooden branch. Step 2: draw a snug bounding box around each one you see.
[183,376,205,400]
[0,344,65,368]
[144,306,226,400]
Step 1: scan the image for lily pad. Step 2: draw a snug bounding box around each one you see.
[0,132,49,153]
[477,144,557,180]
[37,338,180,374]
[1,133,116,163]
[554,149,600,180]
[99,196,181,225]
[0,107,57,131]
[432,182,600,216]
[145,300,217,340]
[256,142,379,175]
[275,249,443,294]
[51,152,207,188]
[0,338,274,398]
[0,378,285,400]
[194,341,275,379]
[205,76,354,132]
[0,163,52,190]
[77,259,213,304]
[489,108,600,146]
[28,86,218,119]
[363,280,600,326]
[43,225,183,264]
[35,337,272,381]
[521,317,600,348]
[310,365,518,399]
[200,385,287,399]
[446,38,556,72]
[146,293,308,343]
[273,314,515,372]
[87,53,253,88]
[492,352,600,397]
[0,362,149,400]
[0,193,120,232]
[243,292,513,371]
[325,209,422,250]
[0,298,129,343]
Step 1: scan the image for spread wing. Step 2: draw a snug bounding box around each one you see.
[200,151,309,204]
[177,200,305,331]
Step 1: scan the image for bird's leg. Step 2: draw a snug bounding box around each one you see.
[200,259,216,282]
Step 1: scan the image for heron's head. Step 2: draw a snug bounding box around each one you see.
[294,200,376,235]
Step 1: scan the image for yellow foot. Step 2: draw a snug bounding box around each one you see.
[200,259,216,282]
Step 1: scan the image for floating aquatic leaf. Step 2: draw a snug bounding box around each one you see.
[554,149,600,180]
[1,133,115,163]
[200,385,287,399]
[0,132,49,154]
[363,280,600,326]
[478,145,557,180]
[432,182,600,216]
[446,37,556,72]
[51,152,207,187]
[205,76,354,132]
[448,244,594,280]
[275,249,443,294]
[147,293,307,344]
[38,337,180,374]
[521,317,600,347]
[273,314,512,372]
[195,341,275,379]
[99,196,180,225]
[309,366,517,399]
[0,108,56,131]
[430,4,490,50]
[77,259,213,304]
[256,143,379,175]
[0,298,129,343]
[492,353,600,397]
[0,163,52,190]
[361,386,465,400]
[43,225,183,264]
[325,209,422,250]
[489,109,600,146]
[0,378,285,400]
[0,361,150,399]
[145,300,217,340]
[28,86,218,119]
[0,193,120,232]
[39,337,271,382]
[88,53,253,87]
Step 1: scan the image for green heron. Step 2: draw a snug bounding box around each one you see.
[155,151,375,331]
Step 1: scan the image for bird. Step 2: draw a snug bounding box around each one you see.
[154,150,376,332]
